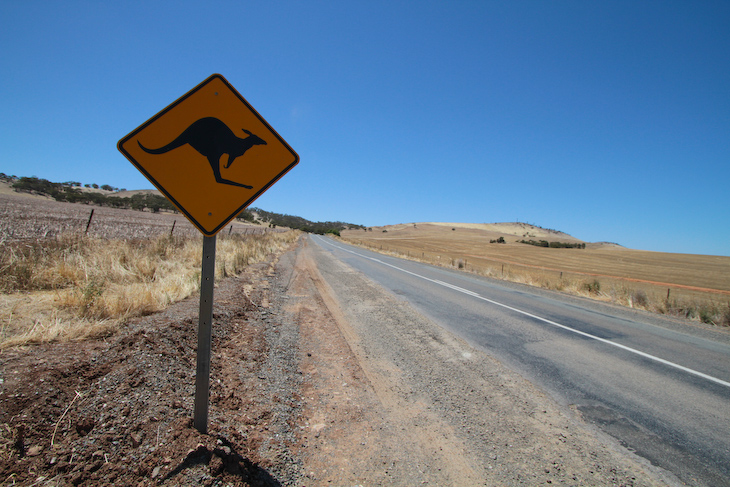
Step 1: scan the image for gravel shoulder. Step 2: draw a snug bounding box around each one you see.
[294,235,681,486]
[0,235,682,485]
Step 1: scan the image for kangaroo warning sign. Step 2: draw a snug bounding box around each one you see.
[118,74,299,236]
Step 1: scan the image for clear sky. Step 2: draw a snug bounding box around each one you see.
[1,1,728,255]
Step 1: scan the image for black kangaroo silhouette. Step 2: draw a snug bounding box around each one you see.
[137,117,267,189]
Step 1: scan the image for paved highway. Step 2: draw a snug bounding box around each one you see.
[311,235,730,486]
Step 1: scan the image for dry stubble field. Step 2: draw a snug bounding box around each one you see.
[0,187,296,348]
[341,222,730,327]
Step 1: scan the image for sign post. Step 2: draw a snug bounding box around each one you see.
[118,74,299,433]
[194,235,216,432]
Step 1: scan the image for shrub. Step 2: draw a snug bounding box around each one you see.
[519,239,549,247]
[582,280,601,295]
[699,307,715,325]
[518,239,584,249]
[631,290,648,308]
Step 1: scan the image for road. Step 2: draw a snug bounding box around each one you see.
[310,234,730,486]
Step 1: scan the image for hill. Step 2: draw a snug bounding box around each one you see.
[247,208,364,235]
[0,175,362,235]
[363,221,606,247]
[425,221,583,241]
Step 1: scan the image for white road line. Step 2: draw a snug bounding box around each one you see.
[314,236,730,389]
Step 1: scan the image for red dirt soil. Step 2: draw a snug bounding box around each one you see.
[0,253,295,486]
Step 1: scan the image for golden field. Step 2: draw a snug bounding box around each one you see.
[341,222,730,326]
[0,187,299,347]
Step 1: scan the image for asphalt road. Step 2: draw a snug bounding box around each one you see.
[310,235,730,486]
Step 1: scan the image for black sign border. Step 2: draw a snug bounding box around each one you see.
[118,73,299,236]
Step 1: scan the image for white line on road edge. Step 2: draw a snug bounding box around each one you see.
[314,236,730,390]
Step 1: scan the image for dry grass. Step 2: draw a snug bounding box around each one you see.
[342,223,730,327]
[0,188,268,241]
[0,231,299,348]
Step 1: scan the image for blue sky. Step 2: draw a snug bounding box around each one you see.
[1,1,728,255]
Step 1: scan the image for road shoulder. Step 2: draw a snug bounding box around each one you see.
[291,235,681,486]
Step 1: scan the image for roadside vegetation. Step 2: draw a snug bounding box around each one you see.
[0,231,299,348]
[341,234,730,327]
[0,173,360,348]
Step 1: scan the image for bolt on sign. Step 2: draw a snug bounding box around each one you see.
[118,73,299,236]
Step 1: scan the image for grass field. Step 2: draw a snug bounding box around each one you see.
[341,223,730,326]
[0,188,298,348]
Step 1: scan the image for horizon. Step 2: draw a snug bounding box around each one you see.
[1,2,728,256]
[0,175,722,256]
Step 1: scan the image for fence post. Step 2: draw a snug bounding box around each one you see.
[85,209,94,234]
[170,220,176,237]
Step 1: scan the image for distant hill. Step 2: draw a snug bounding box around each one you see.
[0,175,363,235]
[2,176,177,213]
[246,208,365,235]
[424,222,582,241]
[355,222,620,249]
[1,174,615,243]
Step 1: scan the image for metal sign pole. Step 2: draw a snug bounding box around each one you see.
[118,73,298,435]
[194,235,217,433]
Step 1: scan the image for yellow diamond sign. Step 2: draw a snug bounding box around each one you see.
[118,74,299,236]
